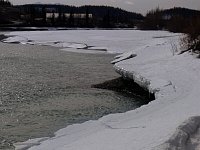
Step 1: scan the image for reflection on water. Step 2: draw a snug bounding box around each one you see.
[0,43,149,149]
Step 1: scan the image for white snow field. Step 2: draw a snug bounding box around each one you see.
[3,30,177,54]
[4,30,200,150]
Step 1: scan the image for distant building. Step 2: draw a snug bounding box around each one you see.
[46,13,92,20]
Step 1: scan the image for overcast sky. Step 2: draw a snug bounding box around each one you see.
[10,0,200,14]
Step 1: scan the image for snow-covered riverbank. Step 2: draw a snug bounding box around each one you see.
[4,30,200,150]
[113,36,200,150]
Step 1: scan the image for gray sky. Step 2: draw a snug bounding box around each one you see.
[10,0,200,14]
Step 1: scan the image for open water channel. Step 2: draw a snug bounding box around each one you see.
[0,41,151,149]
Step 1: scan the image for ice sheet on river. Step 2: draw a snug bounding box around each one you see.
[3,30,176,54]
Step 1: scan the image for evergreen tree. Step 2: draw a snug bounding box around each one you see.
[51,11,55,26]
[30,6,36,24]
[58,8,62,25]
[103,9,111,28]
[141,7,163,30]
[62,13,66,25]
[68,10,74,27]
[42,6,46,24]
[0,0,11,6]
[85,6,89,27]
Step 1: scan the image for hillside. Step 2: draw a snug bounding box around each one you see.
[14,4,143,27]
[162,7,200,18]
[17,4,143,20]
[139,7,200,32]
[0,6,20,25]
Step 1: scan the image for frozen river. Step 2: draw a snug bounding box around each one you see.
[0,41,150,149]
[2,30,190,150]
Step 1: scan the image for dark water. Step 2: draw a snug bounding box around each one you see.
[0,42,150,150]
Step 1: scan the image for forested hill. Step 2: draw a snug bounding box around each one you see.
[0,0,19,25]
[75,5,143,20]
[13,4,143,27]
[162,7,200,18]
[139,7,200,31]
[17,4,144,20]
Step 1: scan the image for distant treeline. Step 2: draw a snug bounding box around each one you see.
[0,2,199,32]
[0,0,11,6]
[139,7,200,33]
[0,0,20,25]
[16,4,144,28]
[138,7,200,53]
[0,1,199,54]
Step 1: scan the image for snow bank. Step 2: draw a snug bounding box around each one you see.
[10,30,200,150]
[155,116,200,150]
[112,34,200,149]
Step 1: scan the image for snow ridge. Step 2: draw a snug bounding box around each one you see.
[14,137,50,150]
[112,34,200,150]
[155,116,200,150]
[114,58,200,150]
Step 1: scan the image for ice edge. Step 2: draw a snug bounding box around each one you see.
[114,62,200,150]
[113,65,157,95]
